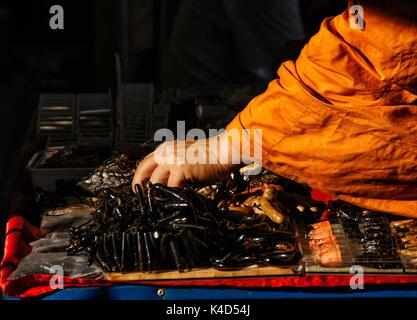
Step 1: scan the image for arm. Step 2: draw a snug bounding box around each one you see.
[133,2,417,217]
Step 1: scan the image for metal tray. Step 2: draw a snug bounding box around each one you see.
[26,151,95,192]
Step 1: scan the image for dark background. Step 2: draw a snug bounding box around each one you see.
[0,0,345,264]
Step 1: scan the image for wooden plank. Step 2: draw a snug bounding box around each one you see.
[105,265,296,281]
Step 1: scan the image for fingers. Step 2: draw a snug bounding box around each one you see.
[131,153,158,191]
[167,170,185,188]
[149,165,170,185]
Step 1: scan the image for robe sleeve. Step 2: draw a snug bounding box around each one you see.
[226,2,417,217]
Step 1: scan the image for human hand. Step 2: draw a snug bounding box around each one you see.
[132,134,242,190]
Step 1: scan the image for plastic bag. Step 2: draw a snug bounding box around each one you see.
[8,252,104,280]
[29,232,71,253]
[40,210,93,235]
[43,204,95,216]
[77,153,135,194]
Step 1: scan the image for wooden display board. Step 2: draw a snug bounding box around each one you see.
[106,265,297,281]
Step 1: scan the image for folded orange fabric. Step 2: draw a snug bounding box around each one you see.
[227,1,417,217]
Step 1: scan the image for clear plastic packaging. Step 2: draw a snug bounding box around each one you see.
[30,232,71,253]
[8,252,104,280]
[9,205,105,281]
[40,210,93,235]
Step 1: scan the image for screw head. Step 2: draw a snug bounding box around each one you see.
[157,288,165,297]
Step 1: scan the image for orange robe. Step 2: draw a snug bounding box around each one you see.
[226,1,417,217]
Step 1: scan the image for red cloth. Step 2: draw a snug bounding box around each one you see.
[310,189,336,205]
[2,194,417,299]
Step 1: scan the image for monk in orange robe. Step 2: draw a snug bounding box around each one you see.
[133,1,417,218]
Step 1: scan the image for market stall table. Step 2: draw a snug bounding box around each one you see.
[3,97,417,300]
